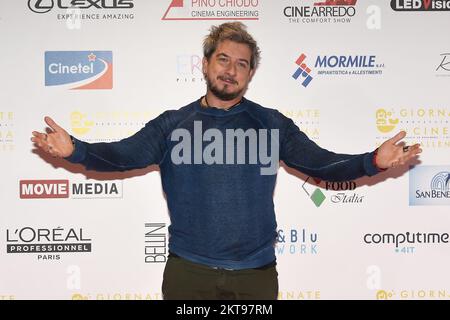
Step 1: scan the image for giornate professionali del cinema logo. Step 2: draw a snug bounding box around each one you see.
[284,0,358,24]
[0,111,14,152]
[45,51,113,89]
[409,165,450,206]
[391,0,450,11]
[162,0,260,20]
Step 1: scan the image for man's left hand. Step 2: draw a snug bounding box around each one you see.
[376,131,422,169]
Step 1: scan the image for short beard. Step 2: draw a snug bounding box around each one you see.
[205,74,245,101]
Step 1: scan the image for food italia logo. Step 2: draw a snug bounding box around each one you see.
[284,0,358,24]
[391,0,450,11]
[162,0,260,20]
[292,52,384,88]
[302,177,364,207]
[45,51,113,89]
[19,179,123,199]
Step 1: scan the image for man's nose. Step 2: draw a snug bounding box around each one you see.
[225,62,237,76]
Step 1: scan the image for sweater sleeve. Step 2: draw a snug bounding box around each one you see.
[280,117,380,182]
[64,111,172,172]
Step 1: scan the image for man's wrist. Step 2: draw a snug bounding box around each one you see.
[372,148,387,172]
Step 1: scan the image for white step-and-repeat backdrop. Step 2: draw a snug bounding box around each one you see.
[0,0,449,300]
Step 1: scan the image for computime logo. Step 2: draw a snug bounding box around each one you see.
[45,51,113,89]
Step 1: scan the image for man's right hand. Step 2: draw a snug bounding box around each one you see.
[31,116,74,158]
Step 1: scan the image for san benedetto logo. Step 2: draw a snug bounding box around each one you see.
[391,0,450,11]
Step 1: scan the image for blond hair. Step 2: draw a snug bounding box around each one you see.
[203,22,261,70]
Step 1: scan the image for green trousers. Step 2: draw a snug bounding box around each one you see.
[162,254,278,300]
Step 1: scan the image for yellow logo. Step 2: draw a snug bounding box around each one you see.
[376,109,399,133]
[71,111,94,135]
[376,290,394,300]
[72,293,89,300]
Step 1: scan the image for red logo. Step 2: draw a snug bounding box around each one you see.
[20,180,69,199]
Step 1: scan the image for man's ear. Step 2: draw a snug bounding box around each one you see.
[249,68,256,81]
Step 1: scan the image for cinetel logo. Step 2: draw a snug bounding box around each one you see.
[28,0,134,14]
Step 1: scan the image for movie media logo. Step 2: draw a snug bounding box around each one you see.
[6,226,92,261]
[276,228,318,255]
[391,0,450,11]
[293,52,384,87]
[363,231,449,254]
[162,0,260,21]
[301,177,363,207]
[409,166,450,206]
[19,179,123,199]
[28,0,134,14]
[145,223,167,263]
[45,51,113,89]
[284,0,357,24]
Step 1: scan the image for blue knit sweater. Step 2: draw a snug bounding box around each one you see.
[66,98,380,270]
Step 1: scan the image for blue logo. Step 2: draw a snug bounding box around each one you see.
[45,51,113,89]
[409,166,450,206]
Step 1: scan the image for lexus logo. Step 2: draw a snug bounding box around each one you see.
[28,0,54,14]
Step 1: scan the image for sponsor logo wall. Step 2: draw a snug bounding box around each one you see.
[0,0,448,299]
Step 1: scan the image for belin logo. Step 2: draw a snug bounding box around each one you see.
[390,0,450,11]
[292,54,313,88]
[162,0,260,21]
[45,51,113,89]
